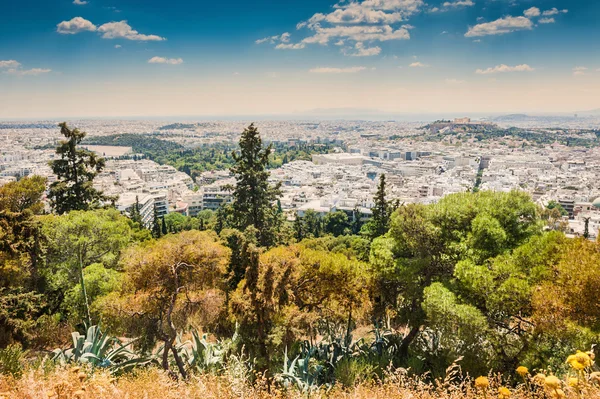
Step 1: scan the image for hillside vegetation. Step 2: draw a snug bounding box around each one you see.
[1,123,599,397]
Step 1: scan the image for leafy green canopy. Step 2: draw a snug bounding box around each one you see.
[370,190,542,374]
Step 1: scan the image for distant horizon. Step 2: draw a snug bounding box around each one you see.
[0,108,598,123]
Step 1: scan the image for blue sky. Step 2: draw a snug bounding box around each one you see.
[0,0,599,118]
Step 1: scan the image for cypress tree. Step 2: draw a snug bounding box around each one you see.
[369,173,391,239]
[48,122,110,214]
[161,216,168,236]
[152,205,162,238]
[230,124,282,247]
[129,196,143,226]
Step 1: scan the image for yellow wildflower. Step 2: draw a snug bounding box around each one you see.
[475,376,490,389]
[498,387,511,398]
[588,351,596,361]
[575,351,592,367]
[545,375,560,390]
[516,366,529,376]
[568,377,579,388]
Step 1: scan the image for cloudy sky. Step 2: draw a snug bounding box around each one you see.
[0,0,598,118]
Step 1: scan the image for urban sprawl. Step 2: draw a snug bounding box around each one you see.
[2,116,600,240]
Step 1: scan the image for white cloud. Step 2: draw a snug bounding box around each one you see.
[344,42,382,56]
[256,33,291,44]
[523,7,540,17]
[302,24,411,45]
[0,60,21,68]
[309,66,368,73]
[409,61,429,67]
[465,16,533,37]
[573,66,587,76]
[148,57,183,65]
[445,78,466,84]
[443,0,474,8]
[57,17,97,34]
[97,21,165,41]
[475,64,535,74]
[260,0,422,55]
[5,68,52,76]
[73,0,88,4]
[306,3,406,25]
[275,43,306,49]
[542,8,562,16]
[539,18,555,24]
[114,44,122,48]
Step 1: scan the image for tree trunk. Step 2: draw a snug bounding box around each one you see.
[78,249,91,327]
[398,325,420,359]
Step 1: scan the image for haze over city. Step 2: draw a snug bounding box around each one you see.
[1,0,599,119]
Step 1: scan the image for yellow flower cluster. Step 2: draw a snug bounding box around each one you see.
[474,376,489,389]
[566,350,594,371]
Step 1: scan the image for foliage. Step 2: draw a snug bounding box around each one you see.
[40,209,140,325]
[370,190,542,374]
[363,174,392,239]
[0,176,46,288]
[323,211,350,237]
[0,343,26,378]
[48,122,111,214]
[0,289,45,347]
[229,243,371,371]
[96,230,230,379]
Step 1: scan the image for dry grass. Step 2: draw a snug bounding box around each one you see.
[2,367,600,399]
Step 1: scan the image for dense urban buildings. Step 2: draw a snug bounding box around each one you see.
[1,117,600,238]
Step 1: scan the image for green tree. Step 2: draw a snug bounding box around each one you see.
[370,190,541,369]
[128,196,143,226]
[230,124,282,247]
[0,176,48,346]
[293,213,305,242]
[161,216,168,236]
[41,209,139,326]
[323,210,350,237]
[365,174,391,239]
[48,123,110,214]
[152,206,162,238]
[303,210,322,238]
[0,176,47,289]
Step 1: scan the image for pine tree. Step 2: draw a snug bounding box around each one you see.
[368,174,391,239]
[230,124,282,247]
[48,122,110,214]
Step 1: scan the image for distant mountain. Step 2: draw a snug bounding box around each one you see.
[491,114,534,122]
[577,108,600,116]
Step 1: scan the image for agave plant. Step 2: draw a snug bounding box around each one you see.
[276,346,326,394]
[52,325,151,374]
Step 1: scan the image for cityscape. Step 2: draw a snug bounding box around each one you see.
[2,115,600,239]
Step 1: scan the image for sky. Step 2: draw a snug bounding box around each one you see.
[0,0,599,119]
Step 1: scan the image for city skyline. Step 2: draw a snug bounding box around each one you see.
[1,0,599,118]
